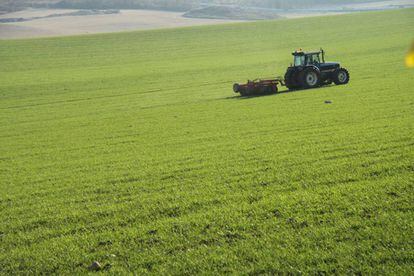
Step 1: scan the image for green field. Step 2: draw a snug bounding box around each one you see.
[1,9,413,274]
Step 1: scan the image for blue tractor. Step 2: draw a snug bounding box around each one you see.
[233,49,349,96]
[284,49,350,90]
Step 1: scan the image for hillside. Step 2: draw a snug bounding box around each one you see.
[0,9,413,274]
[0,0,381,12]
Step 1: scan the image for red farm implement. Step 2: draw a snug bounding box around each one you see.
[233,77,285,96]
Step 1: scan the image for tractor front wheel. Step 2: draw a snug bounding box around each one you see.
[333,68,350,85]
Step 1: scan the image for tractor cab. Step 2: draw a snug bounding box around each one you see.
[292,49,325,67]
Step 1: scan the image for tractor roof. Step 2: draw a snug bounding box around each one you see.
[292,50,322,56]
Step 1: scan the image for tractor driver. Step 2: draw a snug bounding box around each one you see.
[307,54,320,65]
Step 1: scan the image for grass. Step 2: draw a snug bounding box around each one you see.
[0,8,413,274]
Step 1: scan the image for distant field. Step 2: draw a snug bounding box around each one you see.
[2,1,414,39]
[0,8,413,274]
[0,9,244,39]
[0,0,386,12]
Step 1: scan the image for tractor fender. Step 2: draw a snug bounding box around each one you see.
[290,65,321,74]
[307,65,321,73]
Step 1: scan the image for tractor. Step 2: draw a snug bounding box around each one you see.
[233,49,350,96]
[285,49,349,90]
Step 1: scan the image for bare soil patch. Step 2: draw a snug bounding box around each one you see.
[0,9,243,39]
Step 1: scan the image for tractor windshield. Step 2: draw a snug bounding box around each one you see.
[294,55,305,66]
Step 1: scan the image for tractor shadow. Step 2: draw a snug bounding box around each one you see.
[224,85,335,100]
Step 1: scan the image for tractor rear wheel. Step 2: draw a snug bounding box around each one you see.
[300,68,320,89]
[333,68,350,85]
[284,68,300,90]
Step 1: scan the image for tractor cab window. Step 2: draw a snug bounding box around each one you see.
[306,54,320,65]
[294,55,305,66]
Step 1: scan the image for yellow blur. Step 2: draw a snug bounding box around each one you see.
[406,42,414,68]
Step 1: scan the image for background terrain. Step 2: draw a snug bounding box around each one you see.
[1,0,413,39]
[0,9,244,39]
[0,0,384,12]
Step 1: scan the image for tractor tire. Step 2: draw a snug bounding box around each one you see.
[333,68,350,85]
[300,68,321,89]
[284,68,300,90]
